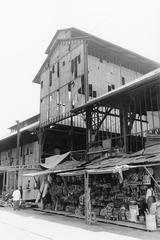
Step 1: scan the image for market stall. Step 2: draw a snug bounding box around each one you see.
[85,158,160,230]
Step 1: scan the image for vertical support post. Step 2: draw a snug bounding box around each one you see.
[86,108,92,154]
[84,172,91,224]
[38,128,43,164]
[83,40,89,103]
[15,120,20,188]
[6,171,8,192]
[70,116,74,151]
[16,120,20,166]
[2,172,6,193]
[122,107,128,153]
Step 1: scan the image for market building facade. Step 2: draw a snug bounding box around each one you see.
[0,28,160,230]
[29,28,160,229]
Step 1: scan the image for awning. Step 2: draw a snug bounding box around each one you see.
[22,152,70,177]
[40,152,70,169]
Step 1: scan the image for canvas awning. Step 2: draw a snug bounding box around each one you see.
[23,152,70,177]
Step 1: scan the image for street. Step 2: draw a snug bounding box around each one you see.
[0,207,159,240]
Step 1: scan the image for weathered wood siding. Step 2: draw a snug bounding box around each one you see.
[0,141,39,167]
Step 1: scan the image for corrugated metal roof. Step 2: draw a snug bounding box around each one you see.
[84,153,160,170]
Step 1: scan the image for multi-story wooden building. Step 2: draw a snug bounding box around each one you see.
[33,27,159,160]
[0,115,40,199]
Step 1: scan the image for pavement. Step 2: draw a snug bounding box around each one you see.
[0,207,159,240]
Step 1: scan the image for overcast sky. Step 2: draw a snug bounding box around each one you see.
[0,0,159,135]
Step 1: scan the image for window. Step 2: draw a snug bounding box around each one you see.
[68,83,71,91]
[71,57,78,78]
[89,84,93,97]
[49,72,52,86]
[56,90,60,106]
[81,75,85,94]
[57,62,60,77]
[108,85,112,92]
[71,59,74,74]
[74,57,78,78]
[26,147,29,155]
[78,55,81,64]
[52,65,55,73]
[93,91,97,98]
[41,81,43,88]
[62,61,65,66]
[111,84,115,90]
[121,76,125,85]
[108,84,115,92]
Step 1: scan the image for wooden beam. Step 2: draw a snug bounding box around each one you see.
[83,40,89,103]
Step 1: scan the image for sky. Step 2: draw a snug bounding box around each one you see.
[0,0,159,136]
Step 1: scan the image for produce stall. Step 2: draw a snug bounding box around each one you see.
[46,172,85,218]
[85,160,160,230]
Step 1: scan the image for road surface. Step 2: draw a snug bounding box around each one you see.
[0,207,159,240]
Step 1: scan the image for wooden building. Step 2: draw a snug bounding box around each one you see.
[0,114,40,200]
[33,27,159,161]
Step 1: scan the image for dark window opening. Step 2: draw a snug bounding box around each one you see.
[108,84,115,92]
[52,65,55,73]
[62,61,65,66]
[74,57,78,78]
[111,84,115,90]
[93,91,97,98]
[81,75,85,94]
[68,83,71,91]
[26,147,29,155]
[71,59,74,74]
[49,72,52,86]
[20,146,23,157]
[89,84,93,97]
[41,81,43,88]
[57,62,60,77]
[78,88,81,94]
[121,76,125,85]
[78,55,81,64]
[71,57,78,78]
[108,85,112,92]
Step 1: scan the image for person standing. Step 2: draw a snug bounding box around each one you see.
[12,187,21,210]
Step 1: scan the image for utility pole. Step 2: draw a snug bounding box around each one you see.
[15,120,20,188]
